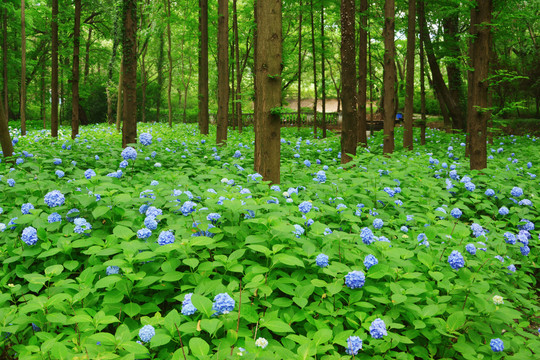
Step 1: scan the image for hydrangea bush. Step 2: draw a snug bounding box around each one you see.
[0,123,538,359]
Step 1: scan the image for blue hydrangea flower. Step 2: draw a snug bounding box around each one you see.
[464,182,475,191]
[490,338,504,352]
[305,218,314,227]
[504,232,516,244]
[207,213,221,223]
[293,224,304,238]
[383,187,395,197]
[31,323,41,332]
[299,201,312,214]
[346,336,362,355]
[370,318,388,339]
[345,271,365,289]
[314,170,326,182]
[361,227,375,245]
[121,146,137,161]
[146,206,162,218]
[137,228,152,239]
[518,199,532,206]
[22,226,38,245]
[450,208,462,219]
[21,203,34,215]
[485,189,495,196]
[106,266,120,275]
[406,215,413,221]
[324,228,333,235]
[139,325,155,343]
[119,160,128,168]
[84,169,96,179]
[373,218,384,229]
[336,203,347,212]
[448,250,465,270]
[181,293,197,315]
[507,264,516,273]
[364,254,378,270]
[180,201,197,216]
[471,223,485,237]
[510,187,523,197]
[48,213,62,223]
[53,158,62,165]
[55,170,64,178]
[304,159,311,167]
[233,150,242,158]
[212,293,235,315]
[400,226,408,233]
[44,190,65,208]
[498,206,509,216]
[519,219,534,231]
[520,245,530,256]
[316,254,329,268]
[74,218,92,233]
[140,133,152,146]
[465,243,476,255]
[7,178,15,186]
[158,230,175,245]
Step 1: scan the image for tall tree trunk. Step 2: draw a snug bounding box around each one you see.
[71,0,81,139]
[403,0,415,150]
[468,0,492,170]
[198,0,209,135]
[141,42,148,123]
[216,0,229,145]
[230,42,235,131]
[443,12,464,131]
[41,67,46,128]
[2,8,8,120]
[296,0,302,129]
[20,0,26,136]
[166,0,173,127]
[357,0,368,145]
[310,0,317,137]
[383,0,396,154]
[418,0,426,146]
[156,33,164,122]
[340,0,357,163]
[0,100,13,159]
[106,1,120,125]
[320,1,326,138]
[116,60,123,131]
[368,28,374,135]
[122,0,137,147]
[233,0,242,133]
[83,26,92,84]
[254,0,282,184]
[427,69,451,130]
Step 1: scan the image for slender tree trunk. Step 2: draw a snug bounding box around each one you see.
[427,69,451,130]
[156,33,164,122]
[20,0,26,136]
[418,0,426,146]
[41,67,46,128]
[216,0,229,145]
[340,0,357,163]
[141,42,148,123]
[106,2,120,125]
[71,0,81,139]
[320,1,326,138]
[310,0,317,137]
[383,0,396,154]
[357,0,368,145]
[254,0,282,184]
[198,0,209,135]
[444,13,464,131]
[296,0,302,129]
[403,0,415,150]
[83,26,92,84]
[0,100,13,159]
[230,42,235,131]
[122,0,137,147]
[468,0,492,170]
[116,60,123,131]
[166,0,173,127]
[233,0,242,133]
[2,8,8,121]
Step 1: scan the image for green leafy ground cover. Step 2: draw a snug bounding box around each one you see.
[0,123,538,360]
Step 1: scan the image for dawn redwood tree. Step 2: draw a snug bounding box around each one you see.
[468,0,492,170]
[216,0,228,145]
[233,0,242,132]
[296,0,302,130]
[310,0,317,137]
[382,0,396,154]
[403,0,415,150]
[0,100,13,159]
[357,0,368,146]
[122,0,137,147]
[198,0,209,135]
[20,0,26,136]
[166,0,173,127]
[444,11,464,131]
[106,1,120,125]
[2,8,7,116]
[418,0,426,145]
[320,1,326,138]
[71,0,81,139]
[254,0,282,184]
[340,0,357,163]
[156,33,164,122]
[51,0,59,137]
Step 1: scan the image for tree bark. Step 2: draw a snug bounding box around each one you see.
[166,0,173,127]
[403,0,415,150]
[357,0,368,146]
[320,1,326,138]
[296,0,302,130]
[156,32,164,122]
[233,0,242,132]
[116,60,123,131]
[83,26,92,84]
[106,2,120,125]
[310,0,317,137]
[254,0,282,184]
[141,41,148,123]
[418,0,426,146]
[41,67,46,128]
[122,0,137,147]
[443,12,464,131]
[216,0,229,145]
[198,0,209,135]
[2,8,7,117]
[20,0,26,136]
[71,0,81,139]
[0,99,13,159]
[468,0,492,170]
[383,0,396,154]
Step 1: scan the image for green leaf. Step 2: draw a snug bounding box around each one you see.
[150,333,171,348]
[200,319,222,335]
[92,206,110,219]
[113,225,135,240]
[190,294,214,317]
[189,337,210,358]
[312,328,332,346]
[123,303,141,318]
[447,311,466,332]
[45,264,64,277]
[247,244,272,256]
[262,319,294,333]
[274,254,305,268]
[94,275,121,289]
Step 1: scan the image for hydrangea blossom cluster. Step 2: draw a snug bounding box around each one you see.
[315,253,329,268]
[373,218,384,229]
[22,226,38,245]
[345,271,365,289]
[510,187,523,197]
[255,337,269,349]
[44,190,65,208]
[74,218,92,233]
[84,169,96,179]
[181,293,197,315]
[298,201,312,214]
[448,250,465,270]
[361,227,375,245]
[465,243,476,255]
[21,203,34,215]
[212,293,235,315]
[369,318,388,339]
[450,208,462,219]
[139,325,155,343]
[139,133,152,146]
[180,201,197,216]
[48,213,62,223]
[364,254,378,270]
[346,336,362,355]
[490,338,504,352]
[293,224,304,238]
[498,206,509,216]
[158,230,175,246]
[106,266,120,275]
[137,228,152,239]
